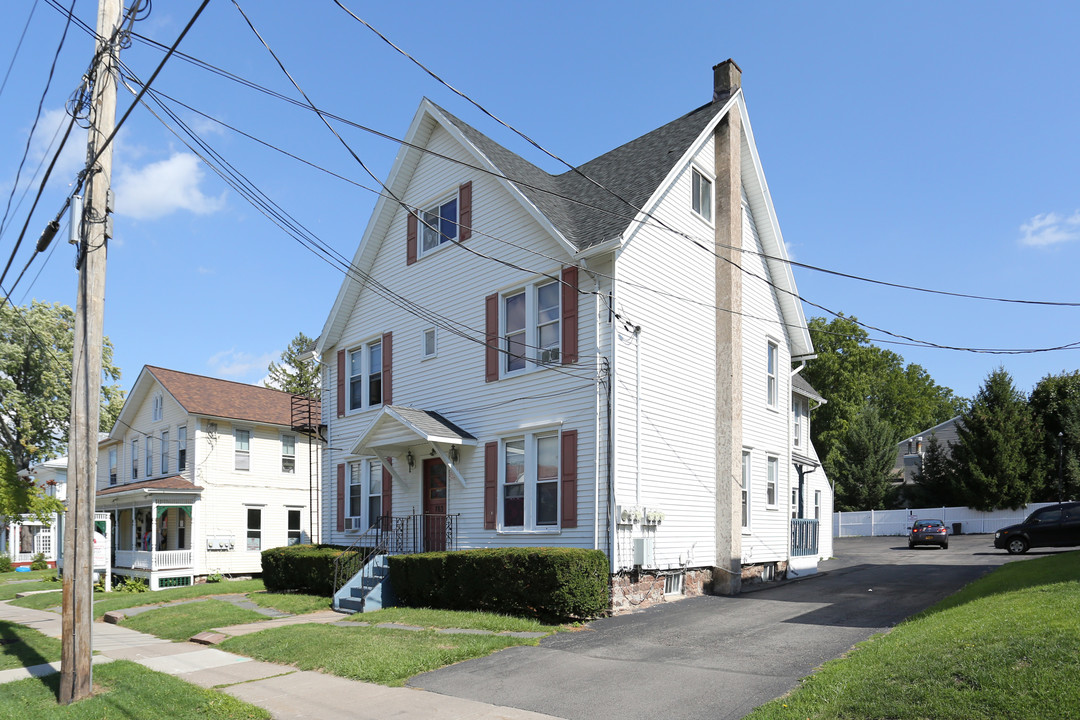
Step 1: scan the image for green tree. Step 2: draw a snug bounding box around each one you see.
[265,331,320,399]
[833,406,899,511]
[1029,370,1080,501]
[0,451,65,524]
[910,434,965,506]
[802,315,965,480]
[951,367,1039,511]
[0,299,124,471]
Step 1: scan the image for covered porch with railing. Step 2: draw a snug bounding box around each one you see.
[106,504,194,572]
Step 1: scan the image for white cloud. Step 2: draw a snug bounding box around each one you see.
[197,266,215,275]
[1019,211,1080,247]
[27,107,87,183]
[114,152,226,220]
[207,348,276,380]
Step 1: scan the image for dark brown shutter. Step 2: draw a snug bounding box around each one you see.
[382,465,393,518]
[484,293,499,383]
[381,332,393,405]
[561,430,578,528]
[484,441,498,529]
[336,463,346,532]
[336,349,346,417]
[561,266,579,365]
[458,181,472,241]
[406,212,418,265]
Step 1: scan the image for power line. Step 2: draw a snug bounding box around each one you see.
[0,0,41,102]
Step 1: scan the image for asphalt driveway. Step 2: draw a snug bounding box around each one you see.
[408,535,1065,720]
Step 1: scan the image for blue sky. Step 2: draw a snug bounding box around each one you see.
[2,0,1078,403]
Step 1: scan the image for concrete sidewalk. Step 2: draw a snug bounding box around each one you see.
[0,601,563,720]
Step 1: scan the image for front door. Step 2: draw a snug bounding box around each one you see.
[423,458,447,551]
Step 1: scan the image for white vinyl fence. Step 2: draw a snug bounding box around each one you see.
[834,502,1060,537]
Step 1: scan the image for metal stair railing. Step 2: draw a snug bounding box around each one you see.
[332,514,462,595]
[332,518,387,595]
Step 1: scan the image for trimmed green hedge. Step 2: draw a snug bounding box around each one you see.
[388,547,609,622]
[261,544,348,597]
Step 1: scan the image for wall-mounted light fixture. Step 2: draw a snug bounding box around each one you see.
[449,446,459,463]
[405,450,414,471]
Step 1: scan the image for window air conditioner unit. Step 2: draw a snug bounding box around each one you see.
[345,517,361,531]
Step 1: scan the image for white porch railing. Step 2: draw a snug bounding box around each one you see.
[114,549,192,571]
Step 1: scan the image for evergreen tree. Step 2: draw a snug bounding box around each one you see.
[1029,370,1080,502]
[833,405,899,511]
[950,367,1039,511]
[265,331,320,398]
[911,434,964,506]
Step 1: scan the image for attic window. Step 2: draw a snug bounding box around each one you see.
[691,168,713,223]
[420,195,458,255]
[152,394,163,422]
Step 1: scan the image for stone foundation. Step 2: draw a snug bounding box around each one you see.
[740,560,788,586]
[610,567,714,614]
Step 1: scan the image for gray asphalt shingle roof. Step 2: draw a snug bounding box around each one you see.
[388,406,476,441]
[435,98,725,251]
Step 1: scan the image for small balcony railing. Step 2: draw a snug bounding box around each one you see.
[791,518,819,557]
[114,549,193,571]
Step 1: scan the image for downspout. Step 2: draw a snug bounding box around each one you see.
[635,326,642,507]
[608,272,618,574]
[593,271,602,550]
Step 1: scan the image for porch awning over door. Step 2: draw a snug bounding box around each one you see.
[351,405,476,487]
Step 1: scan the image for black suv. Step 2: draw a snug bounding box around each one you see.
[994,501,1080,554]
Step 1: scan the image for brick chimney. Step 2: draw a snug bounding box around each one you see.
[713,59,742,102]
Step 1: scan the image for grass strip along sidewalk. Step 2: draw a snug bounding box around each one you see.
[746,550,1080,720]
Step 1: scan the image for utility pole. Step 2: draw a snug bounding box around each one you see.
[60,0,120,704]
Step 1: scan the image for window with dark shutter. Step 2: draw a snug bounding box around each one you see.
[336,349,346,418]
[561,266,579,365]
[459,181,472,241]
[560,430,578,528]
[336,463,346,532]
[382,332,393,405]
[484,441,498,529]
[382,465,393,519]
[406,212,418,265]
[485,294,499,383]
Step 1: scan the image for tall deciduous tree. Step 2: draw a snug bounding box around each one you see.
[1029,370,1080,502]
[802,315,965,480]
[951,367,1039,511]
[0,300,124,471]
[265,331,319,398]
[0,451,65,524]
[833,406,899,511]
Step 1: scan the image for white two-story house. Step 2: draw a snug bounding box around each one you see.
[95,366,320,590]
[316,60,832,609]
[1,455,69,567]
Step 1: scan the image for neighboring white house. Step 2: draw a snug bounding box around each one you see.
[1,455,69,567]
[316,60,832,609]
[95,366,320,590]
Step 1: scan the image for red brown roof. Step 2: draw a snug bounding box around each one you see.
[97,476,203,496]
[145,366,320,427]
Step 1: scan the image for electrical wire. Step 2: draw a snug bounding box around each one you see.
[0,0,41,102]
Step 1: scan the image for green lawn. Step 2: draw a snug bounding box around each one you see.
[119,599,270,641]
[0,574,62,601]
[746,551,1080,720]
[245,591,329,616]
[354,606,557,633]
[0,569,59,583]
[0,619,62,670]
[220,624,531,686]
[8,579,266,615]
[0,660,269,719]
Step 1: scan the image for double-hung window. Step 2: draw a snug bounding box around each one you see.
[348,460,381,530]
[160,430,169,474]
[793,397,805,448]
[741,450,751,531]
[178,426,187,471]
[246,508,261,551]
[145,436,153,477]
[767,340,778,408]
[235,429,251,471]
[814,490,821,520]
[281,434,296,473]
[501,432,560,530]
[766,455,778,507]
[691,167,713,223]
[287,509,302,545]
[131,439,138,480]
[503,280,560,373]
[108,447,117,485]
[152,394,163,421]
[419,195,458,255]
[423,328,437,358]
[348,339,382,410]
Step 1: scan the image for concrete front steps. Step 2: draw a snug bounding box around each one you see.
[333,555,393,614]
